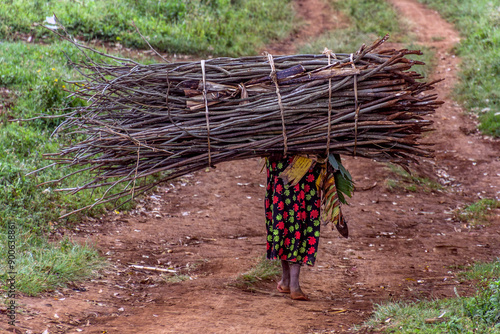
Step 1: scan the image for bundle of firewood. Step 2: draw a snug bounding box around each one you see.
[43,35,442,215]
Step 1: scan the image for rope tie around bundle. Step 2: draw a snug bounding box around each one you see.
[267,53,288,157]
[350,53,360,156]
[200,60,213,167]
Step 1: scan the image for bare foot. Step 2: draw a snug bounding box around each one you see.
[277,282,290,293]
[290,288,309,301]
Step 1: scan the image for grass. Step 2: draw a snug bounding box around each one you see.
[459,260,500,282]
[162,274,191,283]
[0,41,156,296]
[0,0,294,57]
[234,257,281,288]
[384,164,443,193]
[0,236,104,296]
[454,198,500,227]
[417,0,500,137]
[360,260,500,333]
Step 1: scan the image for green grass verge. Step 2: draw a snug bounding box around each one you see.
[459,260,500,282]
[0,0,294,57]
[360,260,500,333]
[235,257,281,288]
[417,0,500,137]
[384,164,443,193]
[454,198,500,227]
[0,41,156,296]
[1,235,104,296]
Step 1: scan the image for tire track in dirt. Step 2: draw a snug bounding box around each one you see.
[4,1,500,334]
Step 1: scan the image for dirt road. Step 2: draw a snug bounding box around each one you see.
[4,0,500,333]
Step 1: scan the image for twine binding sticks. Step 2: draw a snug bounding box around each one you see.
[200,60,213,167]
[267,53,288,157]
[350,53,360,156]
[322,48,337,158]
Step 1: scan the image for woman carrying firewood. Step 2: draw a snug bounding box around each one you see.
[265,154,352,300]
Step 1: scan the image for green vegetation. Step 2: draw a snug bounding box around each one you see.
[0,0,293,57]
[1,236,103,296]
[384,164,443,193]
[235,257,281,288]
[361,260,500,333]
[459,260,500,282]
[162,274,191,283]
[454,198,500,227]
[0,41,140,296]
[418,0,500,137]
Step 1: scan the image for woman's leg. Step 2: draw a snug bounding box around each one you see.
[289,262,309,300]
[277,260,291,293]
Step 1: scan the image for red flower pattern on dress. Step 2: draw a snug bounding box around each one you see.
[299,211,307,221]
[265,156,322,267]
[298,190,305,201]
[273,195,279,204]
[308,236,317,245]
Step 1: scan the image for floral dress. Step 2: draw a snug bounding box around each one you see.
[265,156,322,266]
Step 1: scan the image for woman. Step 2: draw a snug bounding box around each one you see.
[265,155,323,301]
[265,154,350,300]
